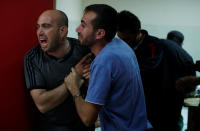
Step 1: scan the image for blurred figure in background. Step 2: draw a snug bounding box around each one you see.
[167,30,188,130]
[117,10,195,131]
[167,30,184,47]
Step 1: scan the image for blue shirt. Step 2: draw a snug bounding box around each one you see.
[85,38,147,131]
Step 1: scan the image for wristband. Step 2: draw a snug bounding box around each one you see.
[73,93,81,99]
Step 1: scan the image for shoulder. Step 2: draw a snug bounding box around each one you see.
[94,44,121,66]
[142,35,165,50]
[162,39,187,54]
[147,35,163,45]
[162,39,193,62]
[24,44,43,64]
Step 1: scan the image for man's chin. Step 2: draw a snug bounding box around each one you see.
[41,47,48,52]
[79,40,86,46]
[80,40,93,47]
[81,42,91,48]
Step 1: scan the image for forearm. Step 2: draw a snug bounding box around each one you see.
[74,96,99,127]
[64,67,99,126]
[176,76,200,94]
[31,83,69,113]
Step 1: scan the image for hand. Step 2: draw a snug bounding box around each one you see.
[78,63,90,87]
[75,53,92,77]
[64,68,84,96]
[82,64,90,80]
[176,76,199,94]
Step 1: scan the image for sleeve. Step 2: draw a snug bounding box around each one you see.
[85,63,112,105]
[24,54,46,90]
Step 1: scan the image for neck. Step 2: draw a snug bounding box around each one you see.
[48,39,70,58]
[91,40,108,56]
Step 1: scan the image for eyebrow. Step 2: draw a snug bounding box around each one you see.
[42,23,51,26]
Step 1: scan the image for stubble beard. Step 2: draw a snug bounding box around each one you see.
[80,33,96,48]
[47,34,61,53]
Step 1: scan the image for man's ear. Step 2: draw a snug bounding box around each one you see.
[60,26,68,37]
[95,29,105,40]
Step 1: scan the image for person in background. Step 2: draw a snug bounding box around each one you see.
[117,10,195,131]
[167,30,184,47]
[176,59,200,131]
[64,4,148,131]
[24,10,94,131]
[167,30,189,130]
[167,30,200,72]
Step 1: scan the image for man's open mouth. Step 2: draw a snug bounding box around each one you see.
[40,39,48,49]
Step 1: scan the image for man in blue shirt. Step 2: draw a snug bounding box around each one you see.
[64,4,148,131]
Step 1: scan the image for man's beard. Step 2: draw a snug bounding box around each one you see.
[47,35,61,53]
[79,33,96,48]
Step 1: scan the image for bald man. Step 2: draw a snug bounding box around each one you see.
[24,10,94,131]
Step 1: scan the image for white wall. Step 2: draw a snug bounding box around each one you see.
[56,0,200,66]
[56,0,83,38]
[82,0,200,62]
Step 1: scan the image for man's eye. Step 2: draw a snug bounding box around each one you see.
[81,23,85,28]
[43,24,51,28]
[36,24,40,29]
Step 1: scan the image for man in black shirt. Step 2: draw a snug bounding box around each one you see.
[117,10,195,131]
[24,10,94,131]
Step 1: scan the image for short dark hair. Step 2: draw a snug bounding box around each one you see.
[57,10,68,27]
[84,4,117,41]
[117,10,141,34]
[167,30,184,46]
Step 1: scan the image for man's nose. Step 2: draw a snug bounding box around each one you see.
[37,28,44,36]
[38,31,45,37]
[39,32,45,37]
[76,25,81,33]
